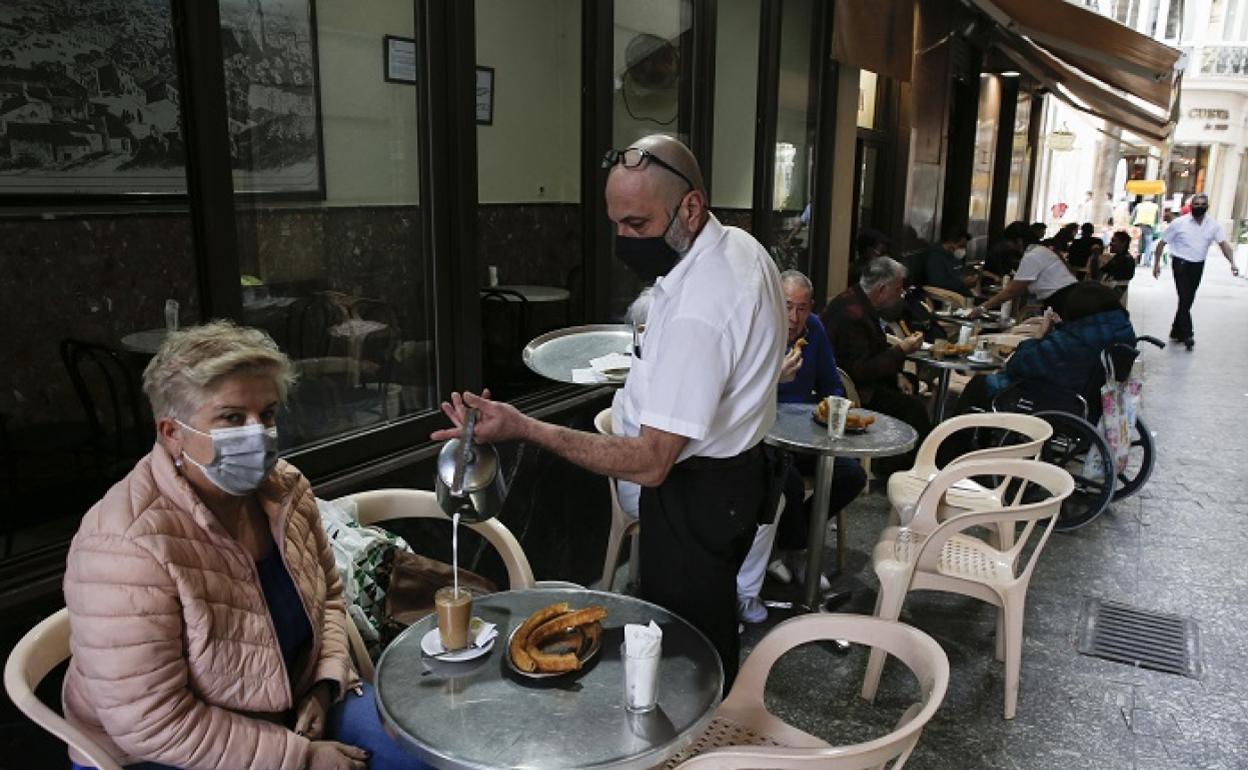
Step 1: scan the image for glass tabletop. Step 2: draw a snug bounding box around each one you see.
[375,588,722,770]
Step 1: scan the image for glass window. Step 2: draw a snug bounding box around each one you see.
[476,0,582,400]
[967,75,1001,260]
[226,0,434,450]
[1002,89,1033,225]
[768,0,816,274]
[609,0,693,318]
[0,4,193,558]
[711,0,759,233]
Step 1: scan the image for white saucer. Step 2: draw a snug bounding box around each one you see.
[420,621,495,662]
[967,353,993,364]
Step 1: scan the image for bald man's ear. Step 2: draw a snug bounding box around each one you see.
[680,188,708,227]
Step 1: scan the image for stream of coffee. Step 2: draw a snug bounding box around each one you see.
[452,511,460,595]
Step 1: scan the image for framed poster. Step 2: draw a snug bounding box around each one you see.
[0,0,326,200]
[384,35,417,85]
[475,66,494,125]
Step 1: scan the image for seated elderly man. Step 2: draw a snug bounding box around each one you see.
[752,270,867,600]
[820,257,930,474]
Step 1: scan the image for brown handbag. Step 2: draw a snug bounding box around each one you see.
[376,547,497,648]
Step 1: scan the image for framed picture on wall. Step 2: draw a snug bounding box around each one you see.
[384,35,417,84]
[0,0,326,201]
[475,66,494,125]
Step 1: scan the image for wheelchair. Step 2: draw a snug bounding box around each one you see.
[988,335,1164,531]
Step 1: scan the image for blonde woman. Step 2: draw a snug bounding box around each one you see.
[62,321,418,770]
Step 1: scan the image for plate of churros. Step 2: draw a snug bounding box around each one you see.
[506,601,608,678]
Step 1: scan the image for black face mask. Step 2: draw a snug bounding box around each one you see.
[1191,205,1208,218]
[615,208,683,283]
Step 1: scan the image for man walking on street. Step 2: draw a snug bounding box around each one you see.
[1151,193,1240,349]
[1132,195,1159,267]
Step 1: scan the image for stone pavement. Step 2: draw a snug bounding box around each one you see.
[744,265,1248,769]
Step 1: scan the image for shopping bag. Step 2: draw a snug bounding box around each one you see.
[1084,350,1141,478]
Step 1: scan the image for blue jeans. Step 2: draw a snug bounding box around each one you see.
[72,682,427,770]
[1138,225,1154,266]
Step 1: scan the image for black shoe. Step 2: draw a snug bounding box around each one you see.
[1185,337,1194,351]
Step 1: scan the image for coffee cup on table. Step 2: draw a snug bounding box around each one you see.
[434,586,473,651]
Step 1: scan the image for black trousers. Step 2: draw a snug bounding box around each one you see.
[778,455,867,552]
[639,445,768,693]
[1170,257,1205,341]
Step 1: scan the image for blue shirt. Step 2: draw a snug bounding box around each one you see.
[777,314,846,404]
[256,547,313,680]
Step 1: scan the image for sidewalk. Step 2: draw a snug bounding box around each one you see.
[744,266,1248,769]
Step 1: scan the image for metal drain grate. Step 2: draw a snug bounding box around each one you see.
[1077,598,1202,678]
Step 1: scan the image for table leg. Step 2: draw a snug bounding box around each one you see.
[803,454,836,610]
[932,368,952,423]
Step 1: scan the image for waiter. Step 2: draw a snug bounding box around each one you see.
[1150,193,1240,349]
[432,135,785,688]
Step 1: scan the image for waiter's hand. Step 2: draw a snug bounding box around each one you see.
[897,332,924,354]
[778,345,803,383]
[431,390,528,444]
[1232,262,1241,277]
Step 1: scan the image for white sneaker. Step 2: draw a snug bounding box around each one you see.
[737,595,768,624]
[766,558,793,584]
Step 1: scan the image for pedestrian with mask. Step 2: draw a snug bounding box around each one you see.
[1150,193,1240,349]
[432,135,786,690]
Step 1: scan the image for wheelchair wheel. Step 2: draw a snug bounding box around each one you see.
[1111,417,1154,501]
[1033,411,1116,531]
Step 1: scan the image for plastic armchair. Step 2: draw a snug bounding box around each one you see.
[886,412,1051,547]
[4,609,124,770]
[593,408,641,592]
[330,488,536,680]
[668,614,948,769]
[835,367,873,493]
[922,285,971,311]
[863,458,1074,719]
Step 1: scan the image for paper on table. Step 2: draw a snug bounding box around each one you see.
[572,368,608,384]
[625,621,662,656]
[589,352,632,373]
[469,617,499,646]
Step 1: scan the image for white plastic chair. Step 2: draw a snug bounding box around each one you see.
[922,285,971,311]
[886,412,1052,548]
[862,458,1074,719]
[594,408,640,592]
[4,609,124,770]
[668,614,949,769]
[331,488,537,680]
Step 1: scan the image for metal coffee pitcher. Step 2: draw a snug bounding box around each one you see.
[435,408,507,523]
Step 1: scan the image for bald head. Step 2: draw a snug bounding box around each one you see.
[605,134,709,248]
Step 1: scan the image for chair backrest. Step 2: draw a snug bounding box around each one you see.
[593,407,613,436]
[922,285,970,311]
[332,489,536,590]
[909,459,1074,584]
[3,609,124,770]
[687,614,949,769]
[912,412,1052,477]
[60,339,150,453]
[836,367,862,408]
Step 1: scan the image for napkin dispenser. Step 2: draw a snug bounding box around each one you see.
[435,408,508,523]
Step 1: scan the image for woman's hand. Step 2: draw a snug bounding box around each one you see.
[778,345,803,383]
[429,389,529,445]
[306,740,368,770]
[294,681,334,740]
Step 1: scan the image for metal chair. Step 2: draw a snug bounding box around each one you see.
[668,614,949,769]
[4,609,124,770]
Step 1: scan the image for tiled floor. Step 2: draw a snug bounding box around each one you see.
[743,266,1248,769]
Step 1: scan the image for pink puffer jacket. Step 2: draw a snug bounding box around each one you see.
[62,446,356,770]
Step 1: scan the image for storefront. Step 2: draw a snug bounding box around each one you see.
[1171,89,1248,234]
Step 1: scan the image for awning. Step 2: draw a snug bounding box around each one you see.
[832,0,915,83]
[970,0,1181,111]
[993,31,1173,146]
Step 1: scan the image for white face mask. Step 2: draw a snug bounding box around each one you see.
[953,247,967,260]
[177,421,279,496]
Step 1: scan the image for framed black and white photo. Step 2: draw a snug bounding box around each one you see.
[384,35,417,85]
[0,0,326,200]
[475,66,494,125]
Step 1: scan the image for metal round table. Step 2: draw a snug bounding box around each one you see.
[523,324,634,385]
[934,311,1012,332]
[375,587,722,770]
[765,404,916,611]
[906,350,1006,422]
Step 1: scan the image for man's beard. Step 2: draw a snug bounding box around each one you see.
[665,216,694,255]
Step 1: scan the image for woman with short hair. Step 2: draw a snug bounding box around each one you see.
[62,321,418,770]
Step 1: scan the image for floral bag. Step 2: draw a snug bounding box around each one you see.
[1084,348,1141,478]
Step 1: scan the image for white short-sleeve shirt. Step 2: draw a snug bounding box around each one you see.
[1014,243,1075,300]
[610,214,785,467]
[1158,213,1226,262]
